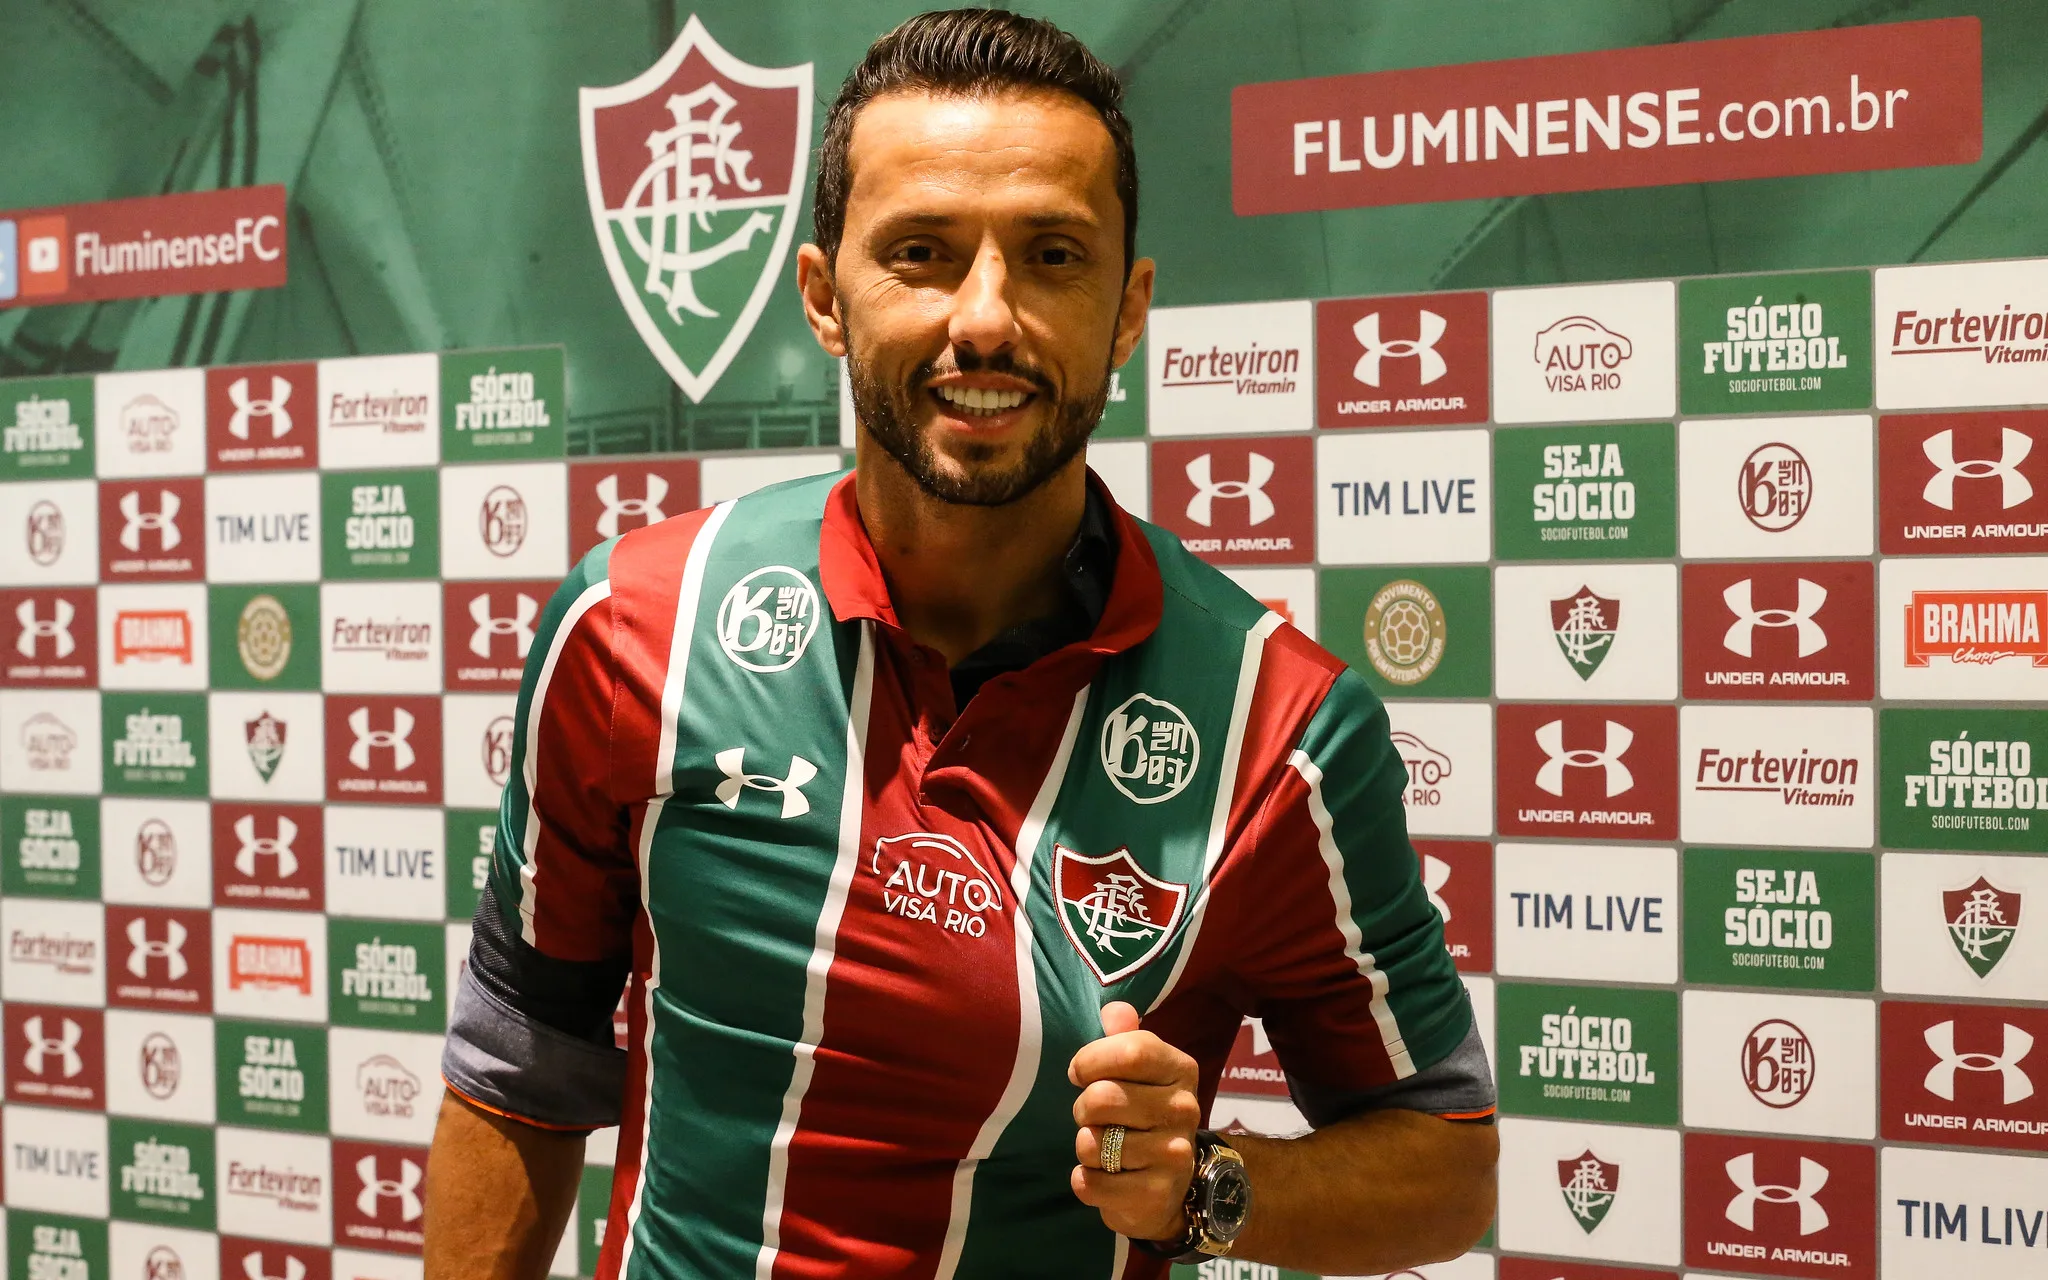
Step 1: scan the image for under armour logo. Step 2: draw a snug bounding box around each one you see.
[233,813,301,879]
[240,1252,307,1280]
[227,375,293,440]
[1185,453,1275,528]
[355,1154,424,1221]
[348,705,416,772]
[22,1015,83,1077]
[1722,577,1828,658]
[468,591,539,659]
[1422,853,1452,923]
[119,489,182,553]
[126,916,189,981]
[1923,427,2033,511]
[594,473,669,538]
[1924,1019,2035,1104]
[1352,310,1447,387]
[1534,719,1634,798]
[14,598,75,659]
[1724,1152,1829,1236]
[714,747,817,819]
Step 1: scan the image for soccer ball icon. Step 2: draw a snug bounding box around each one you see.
[1375,599,1434,669]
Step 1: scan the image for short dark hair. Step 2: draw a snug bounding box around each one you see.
[813,9,1138,276]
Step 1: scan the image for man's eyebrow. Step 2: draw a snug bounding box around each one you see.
[869,209,1102,232]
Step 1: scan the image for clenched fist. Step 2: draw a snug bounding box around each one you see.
[1067,1001,1203,1242]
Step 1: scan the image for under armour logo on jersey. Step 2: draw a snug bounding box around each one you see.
[22,1015,83,1077]
[1923,1019,2035,1104]
[126,916,189,981]
[714,747,818,819]
[1352,310,1448,387]
[227,375,294,440]
[1724,1153,1829,1235]
[355,1154,425,1221]
[468,590,539,659]
[14,597,75,659]
[234,813,301,879]
[1534,719,1634,798]
[1184,452,1275,528]
[348,705,416,772]
[119,489,182,552]
[594,472,669,538]
[1923,427,2033,511]
[241,1252,307,1280]
[1722,577,1828,658]
[1422,853,1452,923]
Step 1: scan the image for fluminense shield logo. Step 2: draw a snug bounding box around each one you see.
[1557,1150,1619,1233]
[246,710,287,782]
[1944,876,2021,977]
[1550,586,1619,679]
[580,16,813,401]
[1054,845,1188,984]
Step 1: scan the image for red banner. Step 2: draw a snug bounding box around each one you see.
[1232,18,1980,215]
[1,185,287,308]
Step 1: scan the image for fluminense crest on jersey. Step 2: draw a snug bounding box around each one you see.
[580,15,813,401]
[1557,1150,1619,1232]
[1054,845,1188,984]
[1945,877,2021,978]
[1551,585,1620,680]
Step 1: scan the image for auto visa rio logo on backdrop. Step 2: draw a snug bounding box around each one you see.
[580,16,813,401]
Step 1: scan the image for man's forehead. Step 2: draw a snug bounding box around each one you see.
[844,88,1118,224]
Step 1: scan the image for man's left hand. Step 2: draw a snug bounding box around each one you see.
[1068,1001,1203,1242]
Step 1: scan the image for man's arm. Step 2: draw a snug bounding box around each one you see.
[424,1092,584,1280]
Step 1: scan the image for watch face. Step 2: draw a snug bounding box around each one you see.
[1204,1158,1254,1241]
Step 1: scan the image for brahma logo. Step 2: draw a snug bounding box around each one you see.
[113,608,192,665]
[1054,845,1188,984]
[580,15,812,402]
[1683,1133,1874,1278]
[1497,704,1678,840]
[229,935,313,994]
[1905,589,2048,668]
[1880,412,2048,554]
[1684,561,1874,701]
[1150,436,1314,565]
[1315,292,1489,426]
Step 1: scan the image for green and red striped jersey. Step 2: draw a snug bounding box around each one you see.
[459,471,1475,1280]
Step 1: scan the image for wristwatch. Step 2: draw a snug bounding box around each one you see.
[1133,1130,1253,1263]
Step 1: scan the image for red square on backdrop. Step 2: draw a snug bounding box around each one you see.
[206,361,319,470]
[0,587,96,687]
[213,802,326,911]
[333,1139,428,1254]
[1682,561,1874,701]
[1416,839,1492,972]
[1683,1132,1874,1279]
[1149,435,1315,565]
[1316,291,1489,427]
[220,1239,330,1280]
[443,580,553,691]
[1496,703,1678,841]
[325,694,442,805]
[3,1003,104,1110]
[99,475,205,580]
[1880,1000,2048,1153]
[106,904,212,1012]
[1217,1018,1290,1099]
[567,458,700,560]
[1879,410,2048,555]
[1500,1261,1676,1280]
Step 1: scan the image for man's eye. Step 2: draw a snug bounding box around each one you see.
[899,244,934,264]
[1041,247,1072,266]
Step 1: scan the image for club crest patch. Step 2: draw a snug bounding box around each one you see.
[1054,844,1189,984]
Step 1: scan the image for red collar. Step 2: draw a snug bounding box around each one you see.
[817,470,1162,658]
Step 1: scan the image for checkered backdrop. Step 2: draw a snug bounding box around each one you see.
[1,256,2046,1280]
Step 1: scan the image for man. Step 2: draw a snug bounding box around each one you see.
[425,11,1496,1279]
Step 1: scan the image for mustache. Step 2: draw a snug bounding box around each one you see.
[911,350,1059,400]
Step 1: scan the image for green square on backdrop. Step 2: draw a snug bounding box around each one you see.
[329,917,446,1031]
[440,345,567,461]
[208,583,321,691]
[1319,565,1491,698]
[1683,848,1875,991]
[1678,270,1872,415]
[1496,982,1679,1126]
[8,1212,106,1280]
[1,793,100,899]
[0,374,95,477]
[109,1116,215,1229]
[215,1018,331,1133]
[320,468,441,579]
[1493,422,1675,560]
[1880,708,2048,855]
[445,808,496,922]
[102,691,208,797]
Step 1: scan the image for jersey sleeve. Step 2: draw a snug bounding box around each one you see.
[442,544,638,1130]
[1232,668,1491,1126]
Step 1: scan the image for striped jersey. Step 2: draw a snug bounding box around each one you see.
[486,471,1473,1280]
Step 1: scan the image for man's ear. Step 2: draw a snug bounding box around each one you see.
[1110,255,1155,370]
[796,243,846,358]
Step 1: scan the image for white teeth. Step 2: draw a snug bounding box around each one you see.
[935,385,1029,415]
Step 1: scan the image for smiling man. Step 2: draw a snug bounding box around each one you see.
[424,10,1496,1279]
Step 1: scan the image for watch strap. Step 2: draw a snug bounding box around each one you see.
[1130,1131,1229,1263]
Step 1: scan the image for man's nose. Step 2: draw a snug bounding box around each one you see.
[947,240,1023,358]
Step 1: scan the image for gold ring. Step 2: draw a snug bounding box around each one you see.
[1101,1124,1126,1175]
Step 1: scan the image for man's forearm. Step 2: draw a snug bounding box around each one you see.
[425,1091,586,1280]
[1225,1110,1497,1275]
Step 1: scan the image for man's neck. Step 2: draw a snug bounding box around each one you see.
[852,438,1089,667]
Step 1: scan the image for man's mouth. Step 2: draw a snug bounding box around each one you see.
[930,384,1035,418]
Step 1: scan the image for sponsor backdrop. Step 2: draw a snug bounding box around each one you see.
[2,5,2047,1280]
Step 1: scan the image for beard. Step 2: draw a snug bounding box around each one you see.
[845,320,1113,508]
